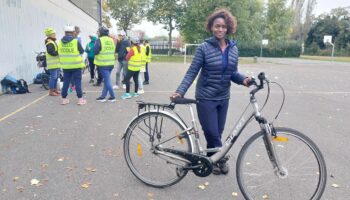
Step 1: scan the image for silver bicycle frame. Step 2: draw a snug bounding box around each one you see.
[186,97,266,164]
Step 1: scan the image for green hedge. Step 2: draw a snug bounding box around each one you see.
[237,41,301,57]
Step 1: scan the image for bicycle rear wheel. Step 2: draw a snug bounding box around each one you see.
[123,111,193,188]
[237,127,327,200]
[42,73,49,90]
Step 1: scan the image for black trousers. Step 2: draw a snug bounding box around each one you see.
[123,70,139,93]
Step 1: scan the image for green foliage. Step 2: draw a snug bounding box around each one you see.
[180,0,265,43]
[304,7,350,55]
[267,0,294,41]
[147,0,184,55]
[108,0,148,34]
[238,41,301,57]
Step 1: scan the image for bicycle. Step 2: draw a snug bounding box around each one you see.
[122,72,327,200]
[35,52,63,90]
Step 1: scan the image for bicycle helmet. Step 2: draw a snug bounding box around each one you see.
[44,28,56,36]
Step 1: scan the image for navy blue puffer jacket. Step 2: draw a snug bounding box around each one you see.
[176,37,246,100]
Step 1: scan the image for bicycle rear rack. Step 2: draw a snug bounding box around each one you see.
[136,101,175,116]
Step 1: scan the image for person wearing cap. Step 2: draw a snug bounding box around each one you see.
[121,37,143,100]
[85,34,97,83]
[113,31,130,89]
[143,40,152,85]
[44,27,61,96]
[58,25,86,105]
[94,26,116,102]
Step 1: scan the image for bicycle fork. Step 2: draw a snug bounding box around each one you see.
[261,123,288,178]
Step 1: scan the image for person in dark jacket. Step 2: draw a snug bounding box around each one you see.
[171,9,250,175]
[113,31,130,89]
[85,34,97,83]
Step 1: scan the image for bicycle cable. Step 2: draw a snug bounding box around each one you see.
[270,81,286,121]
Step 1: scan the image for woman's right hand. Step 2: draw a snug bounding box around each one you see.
[170,92,182,101]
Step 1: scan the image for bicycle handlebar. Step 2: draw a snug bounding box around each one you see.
[249,72,268,96]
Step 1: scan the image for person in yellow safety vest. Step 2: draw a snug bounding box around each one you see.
[143,40,152,85]
[58,25,86,105]
[44,27,61,96]
[94,26,117,103]
[121,37,143,100]
[137,40,147,94]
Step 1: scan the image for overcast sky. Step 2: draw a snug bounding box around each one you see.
[112,0,350,38]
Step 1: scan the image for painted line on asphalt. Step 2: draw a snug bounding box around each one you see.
[0,94,49,123]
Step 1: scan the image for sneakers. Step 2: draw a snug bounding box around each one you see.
[77,98,87,105]
[61,98,70,105]
[93,83,102,86]
[96,96,107,102]
[143,81,149,85]
[122,84,126,89]
[121,93,132,100]
[108,97,116,102]
[212,156,230,175]
[113,85,119,89]
[89,79,94,83]
[130,92,139,97]
[138,89,144,94]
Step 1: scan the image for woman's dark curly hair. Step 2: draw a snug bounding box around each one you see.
[206,8,237,35]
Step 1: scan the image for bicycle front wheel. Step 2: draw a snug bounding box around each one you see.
[123,111,193,188]
[237,127,327,200]
[42,74,49,90]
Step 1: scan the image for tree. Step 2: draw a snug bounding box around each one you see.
[108,0,148,35]
[267,0,294,41]
[102,0,112,28]
[180,0,264,44]
[147,0,184,55]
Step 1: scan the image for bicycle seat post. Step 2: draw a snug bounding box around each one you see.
[187,104,202,154]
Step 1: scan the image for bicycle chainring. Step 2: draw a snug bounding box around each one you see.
[192,157,213,177]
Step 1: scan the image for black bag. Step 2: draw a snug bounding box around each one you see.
[15,79,30,94]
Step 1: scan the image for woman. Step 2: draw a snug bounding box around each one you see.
[94,26,116,102]
[172,9,250,175]
[85,34,97,83]
[44,27,60,96]
[120,37,142,100]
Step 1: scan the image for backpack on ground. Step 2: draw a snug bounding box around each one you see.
[15,79,30,94]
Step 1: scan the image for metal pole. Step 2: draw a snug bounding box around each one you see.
[98,0,102,26]
[260,44,263,57]
[331,43,334,57]
[184,44,187,64]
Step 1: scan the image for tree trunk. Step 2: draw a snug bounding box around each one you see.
[168,18,173,56]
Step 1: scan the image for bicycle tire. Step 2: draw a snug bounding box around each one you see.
[123,111,193,188]
[42,74,49,90]
[236,127,327,200]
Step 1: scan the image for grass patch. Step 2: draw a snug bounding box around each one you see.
[300,55,350,63]
[152,55,255,64]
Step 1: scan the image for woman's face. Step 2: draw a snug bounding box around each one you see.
[211,17,227,39]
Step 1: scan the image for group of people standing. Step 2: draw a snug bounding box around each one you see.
[43,25,152,105]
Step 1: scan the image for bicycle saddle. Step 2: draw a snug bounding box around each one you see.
[171,97,198,105]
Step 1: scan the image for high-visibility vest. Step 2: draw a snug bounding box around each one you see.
[45,40,60,69]
[94,36,116,67]
[128,46,142,71]
[140,45,146,71]
[145,43,152,63]
[58,39,84,69]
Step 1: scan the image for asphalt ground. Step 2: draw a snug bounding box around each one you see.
[0,58,349,200]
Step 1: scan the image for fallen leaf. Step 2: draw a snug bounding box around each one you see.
[30,179,40,186]
[16,186,24,192]
[110,133,115,136]
[81,182,92,189]
[332,183,340,188]
[41,164,49,168]
[57,157,65,162]
[232,192,238,197]
[147,192,154,197]
[262,194,269,199]
[204,182,209,186]
[113,193,119,197]
[85,168,97,172]
[90,145,95,147]
[13,177,20,181]
[36,115,43,118]
[2,188,7,192]
[246,162,251,165]
[198,184,206,190]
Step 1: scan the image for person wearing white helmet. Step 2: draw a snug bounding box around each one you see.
[121,36,143,99]
[57,25,86,105]
[113,30,130,90]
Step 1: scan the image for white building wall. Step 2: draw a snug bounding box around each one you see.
[0,0,99,92]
